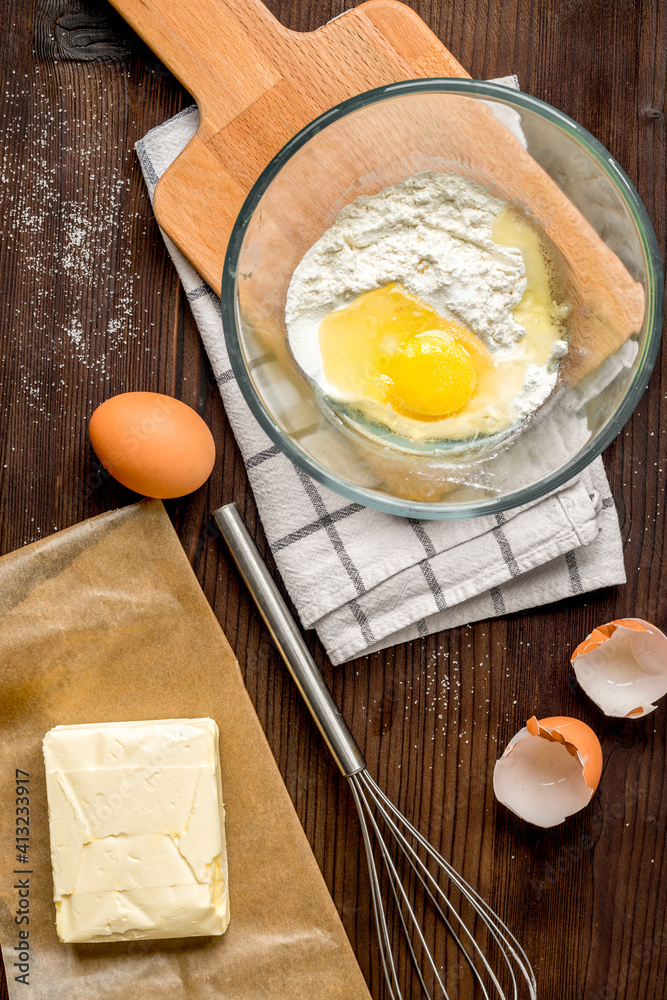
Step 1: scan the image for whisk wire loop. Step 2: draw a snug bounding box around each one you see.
[364,772,537,998]
[357,771,505,999]
[353,773,450,1000]
[350,778,403,1000]
[353,770,537,1000]
[366,782,493,999]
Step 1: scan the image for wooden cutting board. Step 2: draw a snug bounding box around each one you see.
[107,0,469,293]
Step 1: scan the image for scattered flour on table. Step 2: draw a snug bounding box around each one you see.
[1,66,149,422]
[0,64,165,545]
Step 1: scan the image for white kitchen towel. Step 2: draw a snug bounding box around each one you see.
[136,79,627,665]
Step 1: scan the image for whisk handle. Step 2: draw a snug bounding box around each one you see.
[213,503,367,777]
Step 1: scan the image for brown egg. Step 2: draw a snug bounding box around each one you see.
[89,392,216,498]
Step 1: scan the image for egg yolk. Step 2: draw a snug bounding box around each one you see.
[386,331,477,419]
[318,283,485,421]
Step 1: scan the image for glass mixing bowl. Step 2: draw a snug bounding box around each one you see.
[221,80,663,518]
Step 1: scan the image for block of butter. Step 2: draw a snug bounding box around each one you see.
[42,717,230,943]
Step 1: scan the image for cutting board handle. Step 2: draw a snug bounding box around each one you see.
[108,0,289,124]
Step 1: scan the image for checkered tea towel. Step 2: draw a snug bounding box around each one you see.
[136,78,627,665]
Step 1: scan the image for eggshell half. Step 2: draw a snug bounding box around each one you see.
[571,618,667,718]
[89,392,216,498]
[493,716,602,828]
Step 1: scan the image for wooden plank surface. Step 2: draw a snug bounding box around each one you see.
[0,1,665,998]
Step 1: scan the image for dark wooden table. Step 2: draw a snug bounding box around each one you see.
[1,2,665,998]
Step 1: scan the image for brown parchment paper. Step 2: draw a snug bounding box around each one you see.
[0,499,372,1000]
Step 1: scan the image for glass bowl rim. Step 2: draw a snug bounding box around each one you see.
[221,78,664,520]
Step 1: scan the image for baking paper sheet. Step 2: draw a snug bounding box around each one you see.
[0,499,371,1000]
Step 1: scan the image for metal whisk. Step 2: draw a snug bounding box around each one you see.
[214,504,536,1000]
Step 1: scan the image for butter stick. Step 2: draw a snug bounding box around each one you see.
[43,718,229,943]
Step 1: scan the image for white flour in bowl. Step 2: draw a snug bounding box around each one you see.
[285,172,570,442]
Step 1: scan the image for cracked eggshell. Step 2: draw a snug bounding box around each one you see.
[493,716,603,829]
[571,618,667,719]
